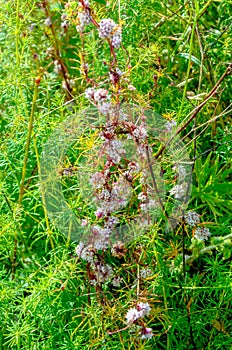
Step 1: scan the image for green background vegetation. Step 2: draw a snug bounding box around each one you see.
[0,0,231,349]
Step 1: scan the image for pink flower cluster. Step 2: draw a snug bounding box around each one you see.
[125,302,151,325]
[75,241,113,285]
[99,18,122,48]
[76,1,92,32]
[85,87,113,115]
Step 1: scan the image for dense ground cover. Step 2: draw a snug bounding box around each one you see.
[0,0,231,349]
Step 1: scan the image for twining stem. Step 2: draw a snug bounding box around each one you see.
[42,1,73,99]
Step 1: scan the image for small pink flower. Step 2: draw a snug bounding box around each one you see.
[136,302,151,317]
[125,308,140,324]
[140,327,153,340]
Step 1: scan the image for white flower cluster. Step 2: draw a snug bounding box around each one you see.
[194,227,211,241]
[75,224,111,258]
[125,302,151,325]
[44,17,52,26]
[75,242,113,285]
[99,18,122,48]
[90,225,111,250]
[138,192,147,202]
[85,87,113,115]
[140,327,153,340]
[90,261,113,285]
[184,211,200,227]
[128,84,136,91]
[95,175,131,214]
[90,171,106,189]
[140,268,153,278]
[76,2,92,32]
[138,192,158,212]
[53,60,62,74]
[90,168,131,234]
[104,139,126,164]
[75,242,95,262]
[111,276,122,287]
[170,183,188,200]
[132,125,148,142]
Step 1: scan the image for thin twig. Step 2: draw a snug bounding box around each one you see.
[154,63,232,160]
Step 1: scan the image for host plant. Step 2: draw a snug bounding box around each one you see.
[0,0,231,349]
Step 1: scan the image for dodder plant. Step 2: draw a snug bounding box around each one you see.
[40,0,210,341]
[39,1,232,343]
[2,0,230,348]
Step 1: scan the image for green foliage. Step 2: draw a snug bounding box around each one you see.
[0,0,231,349]
[191,152,232,220]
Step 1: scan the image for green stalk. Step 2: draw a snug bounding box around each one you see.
[179,0,214,116]
[153,240,170,349]
[179,6,198,117]
[33,134,54,250]
[12,78,39,278]
[19,80,39,203]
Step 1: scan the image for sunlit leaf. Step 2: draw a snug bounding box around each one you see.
[178,53,208,73]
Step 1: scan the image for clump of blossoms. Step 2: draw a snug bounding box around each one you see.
[124,302,153,340]
[172,164,187,181]
[64,0,92,32]
[184,211,200,227]
[108,302,153,339]
[74,105,161,291]
[140,327,153,340]
[125,302,151,324]
[66,2,161,335]
[75,241,113,286]
[184,210,211,241]
[194,227,211,241]
[139,268,153,279]
[169,183,188,200]
[85,87,113,115]
[99,18,122,48]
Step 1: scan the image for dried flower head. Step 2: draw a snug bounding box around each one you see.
[111,241,127,258]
